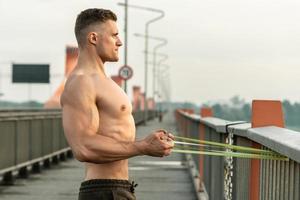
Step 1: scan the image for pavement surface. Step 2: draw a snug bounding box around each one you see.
[0,112,197,200]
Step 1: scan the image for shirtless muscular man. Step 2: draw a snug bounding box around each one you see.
[61,8,174,200]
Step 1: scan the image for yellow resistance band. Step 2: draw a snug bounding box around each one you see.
[173,136,289,161]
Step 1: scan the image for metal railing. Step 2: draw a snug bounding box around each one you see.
[0,109,66,177]
[0,109,157,183]
[175,109,300,200]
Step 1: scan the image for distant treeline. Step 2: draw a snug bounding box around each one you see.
[209,98,300,128]
[0,100,43,109]
[1,97,299,128]
[165,96,300,129]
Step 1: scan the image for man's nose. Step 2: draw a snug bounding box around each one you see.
[117,38,122,47]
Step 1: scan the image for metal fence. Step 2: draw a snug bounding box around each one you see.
[175,109,300,200]
[0,109,157,184]
[0,110,66,175]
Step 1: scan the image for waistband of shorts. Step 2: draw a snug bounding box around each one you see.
[80,179,135,192]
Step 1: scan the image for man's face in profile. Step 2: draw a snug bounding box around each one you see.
[95,20,122,62]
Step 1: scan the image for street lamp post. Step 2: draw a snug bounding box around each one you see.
[149,52,168,101]
[156,64,170,101]
[118,2,165,123]
[134,33,167,101]
[147,60,170,110]
[146,55,169,105]
[151,63,170,114]
[158,63,169,98]
[154,62,170,112]
[153,42,167,101]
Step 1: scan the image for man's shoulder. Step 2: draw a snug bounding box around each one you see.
[67,73,95,88]
[61,74,96,106]
[65,74,96,95]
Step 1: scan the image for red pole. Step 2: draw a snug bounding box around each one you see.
[199,107,213,191]
[250,100,285,200]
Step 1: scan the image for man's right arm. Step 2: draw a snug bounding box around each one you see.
[61,76,173,164]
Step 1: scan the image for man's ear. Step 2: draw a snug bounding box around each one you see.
[88,32,98,45]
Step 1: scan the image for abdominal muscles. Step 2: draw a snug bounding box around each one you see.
[84,114,136,180]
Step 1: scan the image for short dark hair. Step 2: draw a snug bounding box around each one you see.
[75,8,117,47]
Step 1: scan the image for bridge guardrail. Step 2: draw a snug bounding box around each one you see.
[175,108,300,200]
[0,109,157,184]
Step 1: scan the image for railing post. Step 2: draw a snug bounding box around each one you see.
[250,100,285,200]
[199,108,213,191]
[186,109,194,138]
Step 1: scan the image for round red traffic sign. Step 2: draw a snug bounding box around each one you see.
[118,65,133,80]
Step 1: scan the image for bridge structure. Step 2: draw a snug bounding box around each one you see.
[0,101,300,200]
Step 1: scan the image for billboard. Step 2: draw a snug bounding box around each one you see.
[12,64,50,83]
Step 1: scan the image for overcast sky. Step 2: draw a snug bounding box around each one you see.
[0,0,300,105]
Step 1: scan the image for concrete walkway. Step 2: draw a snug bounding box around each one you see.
[0,113,197,200]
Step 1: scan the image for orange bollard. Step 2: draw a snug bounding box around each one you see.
[200,108,213,118]
[199,107,213,191]
[250,100,284,200]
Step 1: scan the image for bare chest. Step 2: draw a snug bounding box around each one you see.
[95,79,132,117]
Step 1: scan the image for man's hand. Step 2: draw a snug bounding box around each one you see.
[140,130,174,157]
